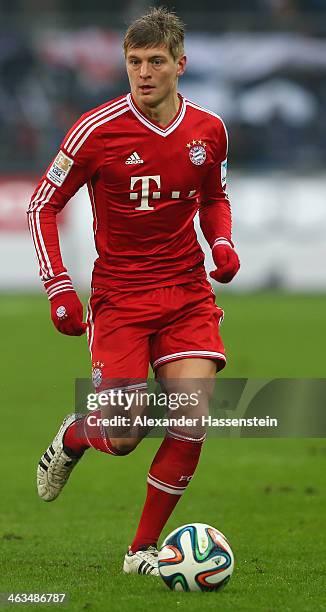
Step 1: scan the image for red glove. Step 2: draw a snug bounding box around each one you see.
[44,274,87,336]
[210,238,240,284]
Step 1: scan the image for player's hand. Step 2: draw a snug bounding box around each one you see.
[210,238,240,284]
[44,274,87,336]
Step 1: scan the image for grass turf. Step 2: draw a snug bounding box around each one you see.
[0,292,325,611]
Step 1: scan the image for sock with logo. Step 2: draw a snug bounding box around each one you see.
[63,410,122,456]
[130,432,204,552]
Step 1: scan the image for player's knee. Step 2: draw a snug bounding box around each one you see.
[110,437,140,455]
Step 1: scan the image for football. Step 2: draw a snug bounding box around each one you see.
[158,523,234,592]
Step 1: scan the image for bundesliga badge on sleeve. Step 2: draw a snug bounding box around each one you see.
[47,151,74,187]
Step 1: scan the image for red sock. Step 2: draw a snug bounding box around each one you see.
[64,410,120,455]
[130,433,204,552]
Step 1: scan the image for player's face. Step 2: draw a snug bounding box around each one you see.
[125,45,186,108]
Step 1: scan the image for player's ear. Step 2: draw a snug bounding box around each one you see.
[176,55,187,77]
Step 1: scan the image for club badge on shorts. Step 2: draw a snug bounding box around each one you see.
[92,361,104,388]
[187,140,207,166]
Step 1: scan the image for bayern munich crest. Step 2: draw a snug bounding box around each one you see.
[56,305,67,320]
[187,140,207,166]
[92,361,104,388]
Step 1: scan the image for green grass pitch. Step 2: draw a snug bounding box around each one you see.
[1,292,325,611]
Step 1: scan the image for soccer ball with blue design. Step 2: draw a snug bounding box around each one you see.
[158,523,234,592]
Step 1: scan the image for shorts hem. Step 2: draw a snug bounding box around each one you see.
[152,351,226,372]
[97,382,148,393]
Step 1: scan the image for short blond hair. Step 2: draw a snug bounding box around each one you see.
[124,6,185,61]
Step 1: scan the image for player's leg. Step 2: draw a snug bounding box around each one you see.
[37,288,151,502]
[127,280,224,555]
[128,357,215,555]
[64,382,150,457]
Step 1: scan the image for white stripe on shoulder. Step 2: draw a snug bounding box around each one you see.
[65,97,129,155]
[185,99,228,152]
[185,99,222,121]
[69,105,130,156]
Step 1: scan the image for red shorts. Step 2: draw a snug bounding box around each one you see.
[86,279,226,388]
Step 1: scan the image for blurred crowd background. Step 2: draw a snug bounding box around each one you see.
[1,0,326,172]
[1,0,326,291]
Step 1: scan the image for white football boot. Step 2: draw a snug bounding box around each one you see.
[123,545,159,576]
[37,413,85,502]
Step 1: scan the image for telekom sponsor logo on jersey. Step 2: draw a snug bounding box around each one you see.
[129,175,197,211]
[130,176,160,210]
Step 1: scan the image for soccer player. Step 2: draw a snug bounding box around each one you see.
[27,7,240,576]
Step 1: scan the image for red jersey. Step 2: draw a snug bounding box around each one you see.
[28,93,232,290]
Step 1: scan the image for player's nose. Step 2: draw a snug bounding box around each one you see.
[139,61,151,78]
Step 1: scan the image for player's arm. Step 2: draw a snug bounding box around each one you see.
[27,117,101,335]
[199,119,240,284]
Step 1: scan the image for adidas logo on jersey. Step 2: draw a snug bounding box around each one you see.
[125,152,144,165]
